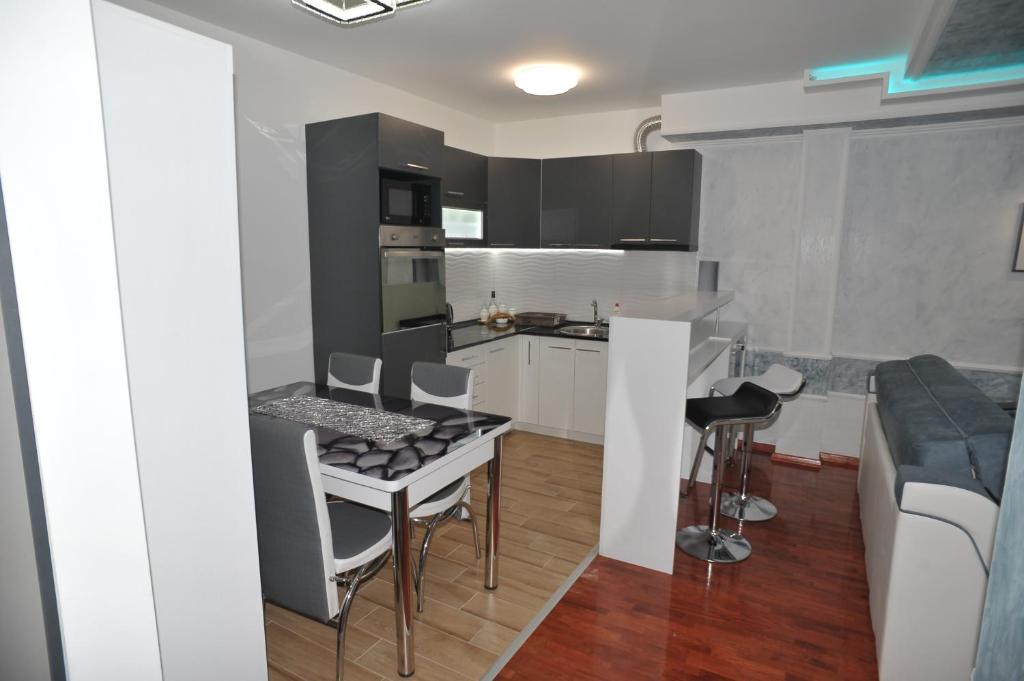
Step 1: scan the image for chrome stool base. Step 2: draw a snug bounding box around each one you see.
[720,492,777,522]
[676,525,752,564]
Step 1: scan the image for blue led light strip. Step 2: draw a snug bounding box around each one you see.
[808,54,1024,95]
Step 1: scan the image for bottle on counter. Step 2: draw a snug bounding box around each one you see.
[488,290,498,317]
[479,305,489,323]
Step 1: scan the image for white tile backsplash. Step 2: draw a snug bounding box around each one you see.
[445,249,699,322]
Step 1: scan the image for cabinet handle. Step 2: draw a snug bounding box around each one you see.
[490,242,515,247]
[550,346,571,351]
[528,342,531,365]
[576,243,602,247]
[618,237,647,242]
[545,242,571,247]
[577,348,601,353]
[649,238,678,243]
[406,162,430,171]
[445,190,465,197]
[490,347,504,353]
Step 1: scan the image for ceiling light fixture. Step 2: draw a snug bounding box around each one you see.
[292,0,429,26]
[513,64,581,96]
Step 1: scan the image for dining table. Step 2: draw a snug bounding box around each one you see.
[248,381,511,677]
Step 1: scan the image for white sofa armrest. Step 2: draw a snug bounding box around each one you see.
[897,473,1000,571]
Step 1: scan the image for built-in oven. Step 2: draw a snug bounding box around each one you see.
[381,176,434,226]
[379,225,447,397]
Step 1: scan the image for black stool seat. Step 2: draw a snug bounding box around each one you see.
[685,382,780,430]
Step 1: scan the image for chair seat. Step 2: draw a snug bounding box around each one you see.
[712,363,805,398]
[327,501,392,573]
[686,382,780,430]
[410,477,469,519]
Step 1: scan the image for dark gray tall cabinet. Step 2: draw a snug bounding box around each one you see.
[487,157,541,248]
[306,113,444,394]
[541,155,612,248]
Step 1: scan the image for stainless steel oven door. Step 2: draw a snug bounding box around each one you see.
[380,248,447,333]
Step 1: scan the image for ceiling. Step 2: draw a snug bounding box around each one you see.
[126,0,936,122]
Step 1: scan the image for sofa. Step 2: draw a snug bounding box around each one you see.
[858,355,1012,681]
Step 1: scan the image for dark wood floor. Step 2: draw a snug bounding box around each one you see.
[498,455,878,681]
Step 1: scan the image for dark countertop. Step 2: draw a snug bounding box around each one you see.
[249,381,510,482]
[447,320,608,352]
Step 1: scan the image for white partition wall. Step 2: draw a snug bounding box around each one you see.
[94,3,268,680]
[0,1,165,677]
[600,316,692,574]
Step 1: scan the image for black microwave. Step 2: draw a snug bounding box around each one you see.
[381,176,433,226]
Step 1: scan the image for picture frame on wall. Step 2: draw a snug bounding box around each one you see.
[1016,204,1024,272]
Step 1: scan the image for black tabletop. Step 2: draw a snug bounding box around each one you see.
[249,381,510,482]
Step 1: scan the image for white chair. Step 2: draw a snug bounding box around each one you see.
[408,361,481,611]
[327,352,382,394]
[250,414,392,681]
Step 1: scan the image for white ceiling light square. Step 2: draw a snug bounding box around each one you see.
[292,0,429,25]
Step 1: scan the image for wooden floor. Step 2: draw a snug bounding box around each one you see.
[265,431,602,681]
[498,454,879,680]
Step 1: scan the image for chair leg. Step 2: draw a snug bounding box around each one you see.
[457,501,482,559]
[335,552,389,681]
[684,428,711,494]
[415,514,445,613]
[720,422,778,522]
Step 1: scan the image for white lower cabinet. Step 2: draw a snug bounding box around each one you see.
[450,333,608,442]
[484,338,517,418]
[518,335,608,439]
[538,338,575,430]
[572,340,608,436]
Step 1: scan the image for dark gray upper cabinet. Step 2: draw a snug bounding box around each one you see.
[573,155,613,248]
[650,149,701,250]
[609,149,701,251]
[541,157,576,247]
[442,146,487,206]
[541,155,612,248]
[377,114,443,176]
[611,152,652,245]
[487,157,540,248]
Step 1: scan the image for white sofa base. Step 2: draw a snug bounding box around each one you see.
[858,400,999,681]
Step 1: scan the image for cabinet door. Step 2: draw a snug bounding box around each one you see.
[541,157,576,248]
[487,157,540,248]
[485,338,517,418]
[446,347,487,409]
[650,149,701,250]
[572,340,608,436]
[442,146,487,206]
[611,152,652,245]
[377,114,444,176]
[572,155,613,248]
[538,338,574,429]
[517,335,540,423]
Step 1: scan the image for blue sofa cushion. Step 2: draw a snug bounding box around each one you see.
[876,355,1012,502]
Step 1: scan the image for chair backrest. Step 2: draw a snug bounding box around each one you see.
[410,361,473,410]
[249,414,338,622]
[734,381,783,421]
[327,352,382,394]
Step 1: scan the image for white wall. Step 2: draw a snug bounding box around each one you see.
[833,121,1024,370]
[0,0,164,677]
[94,3,267,679]
[111,0,496,392]
[493,105,662,158]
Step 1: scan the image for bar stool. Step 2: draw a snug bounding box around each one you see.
[677,382,781,563]
[712,364,805,522]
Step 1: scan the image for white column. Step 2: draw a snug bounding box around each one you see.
[0,1,164,678]
[93,3,268,679]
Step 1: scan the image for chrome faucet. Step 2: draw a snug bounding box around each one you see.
[591,299,603,327]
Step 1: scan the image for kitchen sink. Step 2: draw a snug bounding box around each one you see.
[557,325,609,339]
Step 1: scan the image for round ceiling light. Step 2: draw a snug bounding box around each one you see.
[513,64,581,96]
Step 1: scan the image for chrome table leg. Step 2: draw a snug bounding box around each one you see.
[485,435,502,590]
[390,488,415,676]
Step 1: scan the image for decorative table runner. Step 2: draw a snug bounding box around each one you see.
[251,395,435,443]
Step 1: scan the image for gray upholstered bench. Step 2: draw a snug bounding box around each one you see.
[859,354,1011,681]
